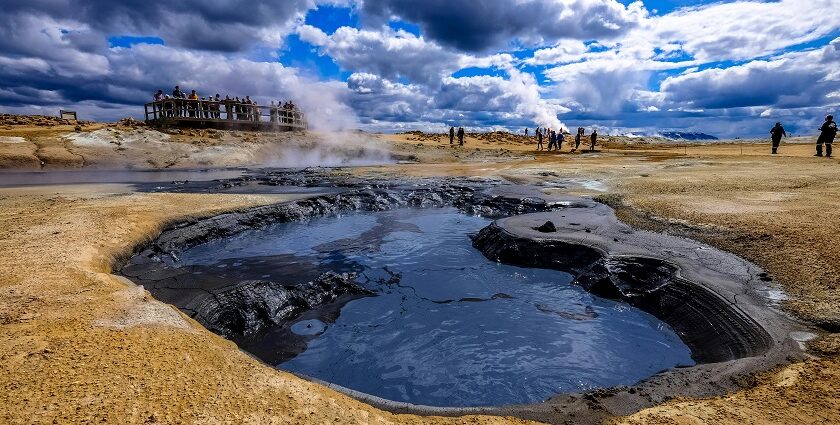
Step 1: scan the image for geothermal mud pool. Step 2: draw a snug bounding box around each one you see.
[121,172,809,422]
[174,207,693,406]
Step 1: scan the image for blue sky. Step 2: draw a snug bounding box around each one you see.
[1,0,839,137]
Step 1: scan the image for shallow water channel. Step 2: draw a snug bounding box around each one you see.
[179,207,694,407]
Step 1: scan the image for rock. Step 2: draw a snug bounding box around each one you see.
[74,125,82,132]
[117,117,145,127]
[536,221,557,233]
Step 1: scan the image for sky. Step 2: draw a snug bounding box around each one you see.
[0,0,839,137]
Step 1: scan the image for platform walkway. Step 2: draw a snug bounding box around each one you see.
[144,100,307,131]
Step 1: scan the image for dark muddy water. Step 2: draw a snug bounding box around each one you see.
[179,208,693,407]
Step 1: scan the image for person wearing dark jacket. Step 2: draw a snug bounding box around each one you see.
[449,126,455,145]
[589,130,597,151]
[172,85,185,117]
[770,122,787,154]
[457,127,465,146]
[816,115,837,157]
[536,128,544,150]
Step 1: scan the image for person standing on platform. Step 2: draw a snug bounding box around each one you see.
[172,85,185,117]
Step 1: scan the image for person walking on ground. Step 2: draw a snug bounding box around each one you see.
[537,128,544,150]
[450,126,455,145]
[547,130,556,150]
[770,122,787,154]
[457,127,465,146]
[816,115,837,157]
[589,129,598,152]
[557,129,564,151]
[546,128,552,150]
[573,128,581,152]
[525,128,529,137]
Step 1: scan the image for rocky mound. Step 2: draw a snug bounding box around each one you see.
[0,113,93,127]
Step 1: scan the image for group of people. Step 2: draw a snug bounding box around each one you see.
[531,126,597,152]
[449,126,466,145]
[770,115,837,157]
[152,86,298,123]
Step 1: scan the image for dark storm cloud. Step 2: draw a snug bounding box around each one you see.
[661,40,840,111]
[2,0,316,52]
[358,0,646,52]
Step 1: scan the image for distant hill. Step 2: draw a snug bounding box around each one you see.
[625,131,719,141]
[659,132,719,141]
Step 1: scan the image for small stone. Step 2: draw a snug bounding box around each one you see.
[536,221,557,233]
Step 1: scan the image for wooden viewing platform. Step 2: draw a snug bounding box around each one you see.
[144,100,308,131]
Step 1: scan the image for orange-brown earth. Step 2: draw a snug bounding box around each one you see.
[0,116,838,424]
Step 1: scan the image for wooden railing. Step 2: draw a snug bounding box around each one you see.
[144,99,307,129]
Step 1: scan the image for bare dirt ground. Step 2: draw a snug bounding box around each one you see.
[0,185,535,425]
[0,117,838,424]
[0,115,392,170]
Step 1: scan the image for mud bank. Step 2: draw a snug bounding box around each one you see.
[120,174,811,425]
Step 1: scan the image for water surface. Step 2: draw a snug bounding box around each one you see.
[181,208,694,407]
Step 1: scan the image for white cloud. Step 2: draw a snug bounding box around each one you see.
[527,41,590,65]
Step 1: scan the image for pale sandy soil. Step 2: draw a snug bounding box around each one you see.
[0,185,534,425]
[0,118,838,424]
[0,119,391,170]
